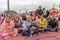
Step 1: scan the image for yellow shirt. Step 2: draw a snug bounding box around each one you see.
[38,18,47,28]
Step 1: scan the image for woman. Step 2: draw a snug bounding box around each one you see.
[0,15,18,39]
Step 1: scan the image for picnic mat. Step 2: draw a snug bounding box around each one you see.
[0,32,60,40]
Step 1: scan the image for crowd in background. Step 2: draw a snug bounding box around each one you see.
[0,6,60,39]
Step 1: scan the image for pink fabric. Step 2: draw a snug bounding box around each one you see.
[1,33,9,37]
[0,21,18,39]
[13,28,18,36]
[21,28,24,32]
[0,32,60,40]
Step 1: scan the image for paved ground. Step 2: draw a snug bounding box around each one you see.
[0,32,60,40]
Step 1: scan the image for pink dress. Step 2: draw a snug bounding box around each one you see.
[0,21,18,39]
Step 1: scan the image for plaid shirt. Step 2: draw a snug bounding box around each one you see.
[22,21,31,31]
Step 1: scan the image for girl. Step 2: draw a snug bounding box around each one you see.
[14,18,24,33]
[0,15,18,39]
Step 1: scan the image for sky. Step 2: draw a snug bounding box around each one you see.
[0,0,60,13]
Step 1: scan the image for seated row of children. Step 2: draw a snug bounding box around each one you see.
[0,14,58,39]
[14,15,58,36]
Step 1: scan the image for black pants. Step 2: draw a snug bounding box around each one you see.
[22,30,30,36]
[18,30,22,34]
[46,28,58,32]
[22,30,39,36]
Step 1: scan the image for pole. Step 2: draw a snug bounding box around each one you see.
[7,0,9,11]
[20,9,21,13]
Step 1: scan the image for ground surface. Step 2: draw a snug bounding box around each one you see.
[0,32,60,40]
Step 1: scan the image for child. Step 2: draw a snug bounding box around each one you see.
[14,18,24,33]
[38,15,47,32]
[29,19,39,36]
[47,16,58,32]
[22,15,31,36]
[50,8,58,16]
[0,15,18,39]
[32,12,37,21]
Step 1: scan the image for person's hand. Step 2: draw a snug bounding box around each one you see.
[53,29,55,31]
[30,27,36,31]
[18,28,22,30]
[51,29,55,32]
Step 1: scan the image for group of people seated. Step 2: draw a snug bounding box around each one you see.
[0,6,59,39]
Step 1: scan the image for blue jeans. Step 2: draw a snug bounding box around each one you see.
[22,30,30,36]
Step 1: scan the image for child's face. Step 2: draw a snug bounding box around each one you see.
[50,16,55,20]
[40,16,44,20]
[6,17,10,23]
[16,18,19,23]
[26,17,31,21]
[32,21,35,24]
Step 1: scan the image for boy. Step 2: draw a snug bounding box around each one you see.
[38,15,47,32]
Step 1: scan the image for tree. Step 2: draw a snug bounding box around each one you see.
[4,10,17,15]
[29,11,34,16]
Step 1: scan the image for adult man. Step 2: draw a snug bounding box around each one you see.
[36,6,43,16]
